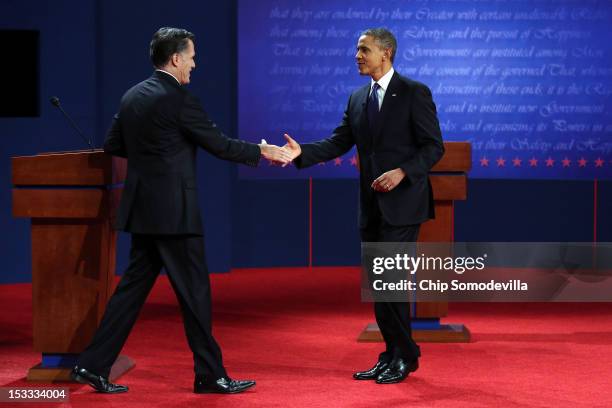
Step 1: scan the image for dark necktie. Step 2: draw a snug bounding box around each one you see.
[367,82,381,132]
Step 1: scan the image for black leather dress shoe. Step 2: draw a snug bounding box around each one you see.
[353,360,391,380]
[71,366,128,393]
[194,376,256,394]
[376,358,419,384]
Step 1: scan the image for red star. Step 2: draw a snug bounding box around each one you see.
[333,157,343,166]
[545,157,555,167]
[480,157,489,167]
[512,157,522,167]
[529,157,538,167]
[496,157,506,167]
[349,155,358,167]
[562,157,571,167]
[578,158,587,167]
[595,158,604,167]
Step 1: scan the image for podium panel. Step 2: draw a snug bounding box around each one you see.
[12,150,132,381]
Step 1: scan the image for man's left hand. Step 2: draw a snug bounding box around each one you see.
[371,168,406,192]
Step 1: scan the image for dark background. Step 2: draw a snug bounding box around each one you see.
[1,0,609,283]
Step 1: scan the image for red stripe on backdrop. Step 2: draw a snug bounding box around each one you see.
[451,200,455,242]
[309,177,313,268]
[594,179,598,243]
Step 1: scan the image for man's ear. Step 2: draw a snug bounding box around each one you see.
[384,48,392,61]
[171,53,180,67]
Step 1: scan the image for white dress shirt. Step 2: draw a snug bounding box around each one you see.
[369,67,395,111]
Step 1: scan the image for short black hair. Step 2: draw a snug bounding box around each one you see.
[150,27,195,68]
[361,28,397,63]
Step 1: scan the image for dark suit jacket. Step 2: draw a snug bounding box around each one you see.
[104,70,260,235]
[294,72,444,227]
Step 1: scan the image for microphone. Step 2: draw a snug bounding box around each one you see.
[49,96,94,151]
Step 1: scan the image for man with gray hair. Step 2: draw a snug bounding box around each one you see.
[283,27,444,384]
[71,27,291,395]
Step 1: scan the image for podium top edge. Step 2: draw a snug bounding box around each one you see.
[12,149,105,159]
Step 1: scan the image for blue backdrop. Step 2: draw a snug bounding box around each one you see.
[1,0,610,284]
[238,0,612,179]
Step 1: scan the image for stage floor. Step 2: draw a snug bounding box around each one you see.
[1,267,611,407]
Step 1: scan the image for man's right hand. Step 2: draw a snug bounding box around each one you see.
[282,133,302,162]
[258,142,293,166]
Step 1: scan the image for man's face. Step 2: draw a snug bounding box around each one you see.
[355,35,389,78]
[176,39,196,84]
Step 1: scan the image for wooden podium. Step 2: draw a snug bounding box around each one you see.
[11,150,133,381]
[358,141,472,343]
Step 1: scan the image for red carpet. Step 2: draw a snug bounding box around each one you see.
[1,267,612,407]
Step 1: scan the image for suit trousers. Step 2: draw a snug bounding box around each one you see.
[360,197,421,363]
[77,234,227,379]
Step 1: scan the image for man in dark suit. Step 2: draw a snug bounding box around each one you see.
[283,28,444,384]
[71,27,291,395]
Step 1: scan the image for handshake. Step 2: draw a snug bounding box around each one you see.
[258,134,302,167]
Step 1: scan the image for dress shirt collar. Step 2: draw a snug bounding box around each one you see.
[371,67,395,92]
[156,69,181,85]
